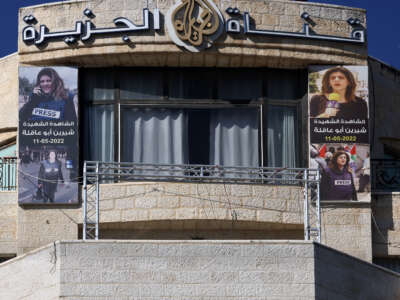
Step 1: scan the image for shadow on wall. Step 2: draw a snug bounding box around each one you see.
[314,243,400,299]
[78,220,304,240]
[372,194,393,258]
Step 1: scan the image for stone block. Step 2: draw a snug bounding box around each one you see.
[275,186,293,201]
[263,198,287,211]
[262,14,279,27]
[115,198,134,209]
[164,183,192,196]
[218,195,241,209]
[180,195,204,208]
[269,2,285,15]
[100,199,115,210]
[321,7,343,20]
[324,214,355,225]
[286,3,300,16]
[230,185,253,197]
[234,208,257,221]
[241,196,265,209]
[150,209,176,220]
[210,271,239,284]
[121,209,149,221]
[286,199,303,213]
[101,210,122,222]
[198,207,228,219]
[176,208,197,219]
[135,196,158,208]
[100,184,126,200]
[257,210,282,223]
[175,271,210,284]
[302,5,321,18]
[158,244,182,257]
[125,184,147,196]
[207,183,231,196]
[157,196,180,208]
[282,212,303,224]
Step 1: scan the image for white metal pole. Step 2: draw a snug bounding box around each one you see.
[83,161,87,240]
[303,169,310,240]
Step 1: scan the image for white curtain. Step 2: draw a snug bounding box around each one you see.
[267,105,297,168]
[210,108,259,167]
[84,105,114,162]
[122,108,188,165]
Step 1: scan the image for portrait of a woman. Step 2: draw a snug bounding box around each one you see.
[38,150,64,203]
[310,66,368,119]
[19,67,77,123]
[320,150,357,201]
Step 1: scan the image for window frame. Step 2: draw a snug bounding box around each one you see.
[80,67,306,168]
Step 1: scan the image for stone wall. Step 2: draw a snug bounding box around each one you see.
[13,181,376,261]
[18,0,367,67]
[321,202,372,261]
[0,54,18,128]
[0,244,59,300]
[98,182,304,225]
[1,240,399,299]
[0,192,17,255]
[16,205,80,254]
[59,240,317,299]
[16,182,305,254]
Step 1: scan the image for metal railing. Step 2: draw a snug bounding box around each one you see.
[83,161,321,242]
[371,159,400,193]
[83,161,318,185]
[0,157,17,191]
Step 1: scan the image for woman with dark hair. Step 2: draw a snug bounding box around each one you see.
[320,150,357,201]
[310,66,368,119]
[38,150,64,203]
[19,67,77,122]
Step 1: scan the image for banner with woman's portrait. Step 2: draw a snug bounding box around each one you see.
[18,67,79,205]
[308,66,370,202]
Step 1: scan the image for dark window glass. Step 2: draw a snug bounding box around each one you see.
[120,69,164,100]
[264,69,307,100]
[81,69,114,101]
[217,69,262,100]
[168,69,215,100]
[188,109,210,164]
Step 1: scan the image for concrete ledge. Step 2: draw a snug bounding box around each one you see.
[1,240,399,299]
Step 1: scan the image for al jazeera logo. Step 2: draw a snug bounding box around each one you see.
[166,0,225,52]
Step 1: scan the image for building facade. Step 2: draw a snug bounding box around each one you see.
[0,0,400,298]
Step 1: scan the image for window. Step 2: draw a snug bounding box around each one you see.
[81,68,306,168]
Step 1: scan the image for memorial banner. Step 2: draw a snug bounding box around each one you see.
[18,67,79,204]
[308,66,370,201]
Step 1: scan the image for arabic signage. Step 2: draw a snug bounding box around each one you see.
[22,0,365,52]
[18,66,79,205]
[308,65,370,202]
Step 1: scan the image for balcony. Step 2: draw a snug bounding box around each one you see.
[82,161,322,242]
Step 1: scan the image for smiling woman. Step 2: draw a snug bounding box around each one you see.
[309,66,368,119]
[19,67,77,123]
